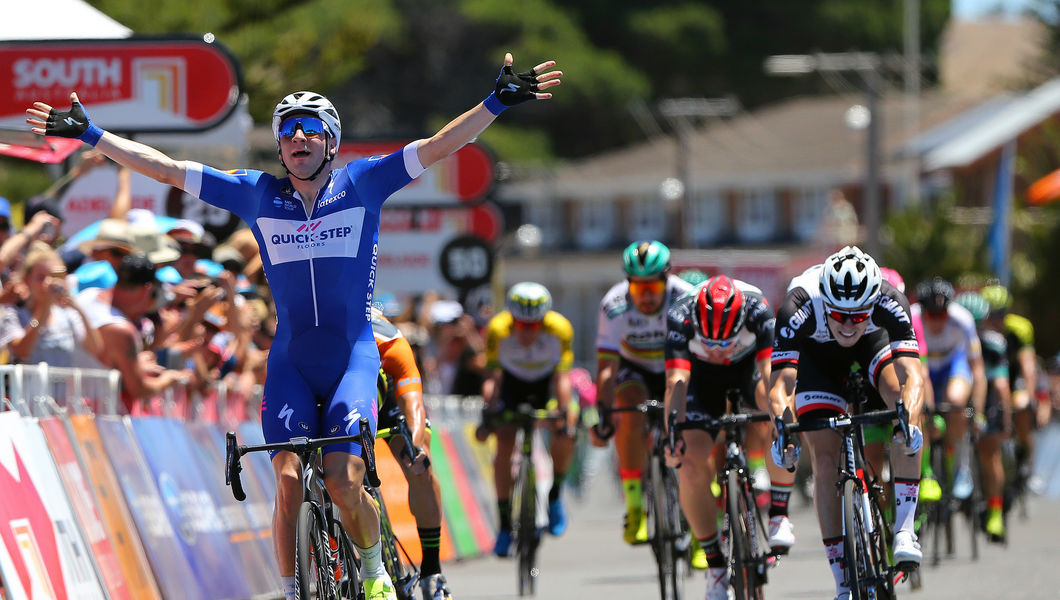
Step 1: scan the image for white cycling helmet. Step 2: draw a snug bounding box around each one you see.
[819,245,882,310]
[272,91,342,156]
[506,282,552,323]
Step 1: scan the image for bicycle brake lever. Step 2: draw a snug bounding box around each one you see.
[896,400,912,448]
[225,431,247,502]
[359,417,382,489]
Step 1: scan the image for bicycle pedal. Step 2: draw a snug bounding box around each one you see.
[895,560,920,573]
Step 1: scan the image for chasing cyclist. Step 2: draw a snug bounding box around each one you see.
[664,274,796,599]
[28,53,561,600]
[371,307,453,599]
[769,247,924,600]
[477,282,578,557]
[591,241,692,546]
[953,291,1011,542]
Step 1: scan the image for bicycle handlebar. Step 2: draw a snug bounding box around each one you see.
[673,410,772,433]
[783,400,911,450]
[593,399,666,440]
[393,414,431,470]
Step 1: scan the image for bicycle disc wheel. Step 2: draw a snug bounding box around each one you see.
[842,480,869,600]
[514,457,538,596]
[297,501,335,600]
[375,489,418,599]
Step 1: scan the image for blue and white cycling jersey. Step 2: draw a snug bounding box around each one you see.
[182,143,425,456]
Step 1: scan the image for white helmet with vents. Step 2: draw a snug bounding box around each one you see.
[819,246,882,310]
[272,91,342,155]
[506,282,552,323]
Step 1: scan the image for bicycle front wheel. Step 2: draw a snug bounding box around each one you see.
[297,501,336,600]
[842,480,869,600]
[374,488,418,599]
[649,458,685,600]
[726,470,764,600]
[514,455,538,596]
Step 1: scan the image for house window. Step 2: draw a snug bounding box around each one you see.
[629,196,667,241]
[688,189,726,246]
[573,199,615,249]
[793,187,828,241]
[735,188,777,243]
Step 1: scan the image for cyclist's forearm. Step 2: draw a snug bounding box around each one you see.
[664,369,689,423]
[768,370,796,422]
[481,370,501,410]
[416,104,496,169]
[397,390,427,444]
[595,358,618,409]
[95,132,187,188]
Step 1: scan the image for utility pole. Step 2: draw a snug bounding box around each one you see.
[657,97,739,248]
[764,52,884,257]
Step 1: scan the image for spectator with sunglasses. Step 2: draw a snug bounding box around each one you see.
[663,274,791,599]
[769,246,925,600]
[590,241,692,546]
[27,51,560,600]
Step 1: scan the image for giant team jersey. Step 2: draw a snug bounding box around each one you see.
[597,275,693,372]
[772,265,919,375]
[182,144,424,346]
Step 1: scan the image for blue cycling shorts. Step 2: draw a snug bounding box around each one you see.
[928,345,972,398]
[260,337,380,459]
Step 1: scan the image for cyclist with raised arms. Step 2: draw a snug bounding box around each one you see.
[371,307,453,599]
[953,291,1011,542]
[769,247,924,600]
[911,277,986,503]
[591,241,692,546]
[27,53,561,600]
[478,282,577,557]
[664,274,795,599]
[981,284,1040,487]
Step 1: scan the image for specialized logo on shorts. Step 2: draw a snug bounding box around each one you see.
[343,407,364,435]
[277,403,294,431]
[257,207,366,265]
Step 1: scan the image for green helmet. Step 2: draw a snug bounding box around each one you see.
[980,284,1012,312]
[955,291,989,324]
[677,269,709,286]
[622,240,671,277]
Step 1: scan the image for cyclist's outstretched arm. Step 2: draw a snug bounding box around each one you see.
[768,368,797,423]
[893,355,925,422]
[415,52,561,168]
[27,92,188,188]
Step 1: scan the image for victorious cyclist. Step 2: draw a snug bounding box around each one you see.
[592,241,692,545]
[28,53,561,600]
[769,247,924,600]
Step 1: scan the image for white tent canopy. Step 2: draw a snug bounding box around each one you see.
[2,0,131,41]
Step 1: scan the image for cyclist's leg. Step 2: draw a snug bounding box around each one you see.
[492,423,518,553]
[978,379,1007,540]
[260,351,320,598]
[546,380,577,536]
[676,426,725,569]
[613,365,650,543]
[324,340,394,596]
[753,367,796,550]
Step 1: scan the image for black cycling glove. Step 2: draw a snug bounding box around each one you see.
[483,63,540,115]
[45,101,104,146]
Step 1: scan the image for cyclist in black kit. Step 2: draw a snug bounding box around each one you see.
[768,247,925,600]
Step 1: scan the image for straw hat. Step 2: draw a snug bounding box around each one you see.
[130,223,181,265]
[77,219,135,255]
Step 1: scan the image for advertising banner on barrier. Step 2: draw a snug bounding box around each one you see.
[0,412,104,599]
[95,416,205,600]
[238,422,277,501]
[430,428,494,557]
[186,423,279,596]
[38,417,129,600]
[130,418,252,600]
[66,415,161,600]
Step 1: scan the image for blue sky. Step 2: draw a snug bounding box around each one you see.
[953,0,1046,18]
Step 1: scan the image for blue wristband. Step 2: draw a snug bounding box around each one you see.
[80,123,104,146]
[483,92,507,116]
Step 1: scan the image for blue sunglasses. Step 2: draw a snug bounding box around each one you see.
[278,116,327,139]
[703,337,737,349]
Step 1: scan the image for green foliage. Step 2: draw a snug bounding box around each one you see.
[0,159,51,209]
[881,196,989,287]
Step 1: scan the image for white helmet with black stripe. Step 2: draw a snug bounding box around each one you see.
[272,91,342,156]
[819,245,882,310]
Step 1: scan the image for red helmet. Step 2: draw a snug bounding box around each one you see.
[693,275,746,340]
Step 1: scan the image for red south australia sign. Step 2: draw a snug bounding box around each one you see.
[0,37,242,133]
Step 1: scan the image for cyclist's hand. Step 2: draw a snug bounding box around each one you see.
[771,436,800,471]
[973,413,988,435]
[894,424,924,455]
[590,418,613,447]
[483,53,561,114]
[27,92,103,145]
[474,422,492,442]
[405,446,430,475]
[664,434,685,468]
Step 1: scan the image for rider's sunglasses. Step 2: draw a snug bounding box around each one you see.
[628,279,666,296]
[278,116,327,139]
[703,337,737,349]
[826,308,872,325]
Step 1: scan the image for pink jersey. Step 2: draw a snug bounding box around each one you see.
[912,312,928,358]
